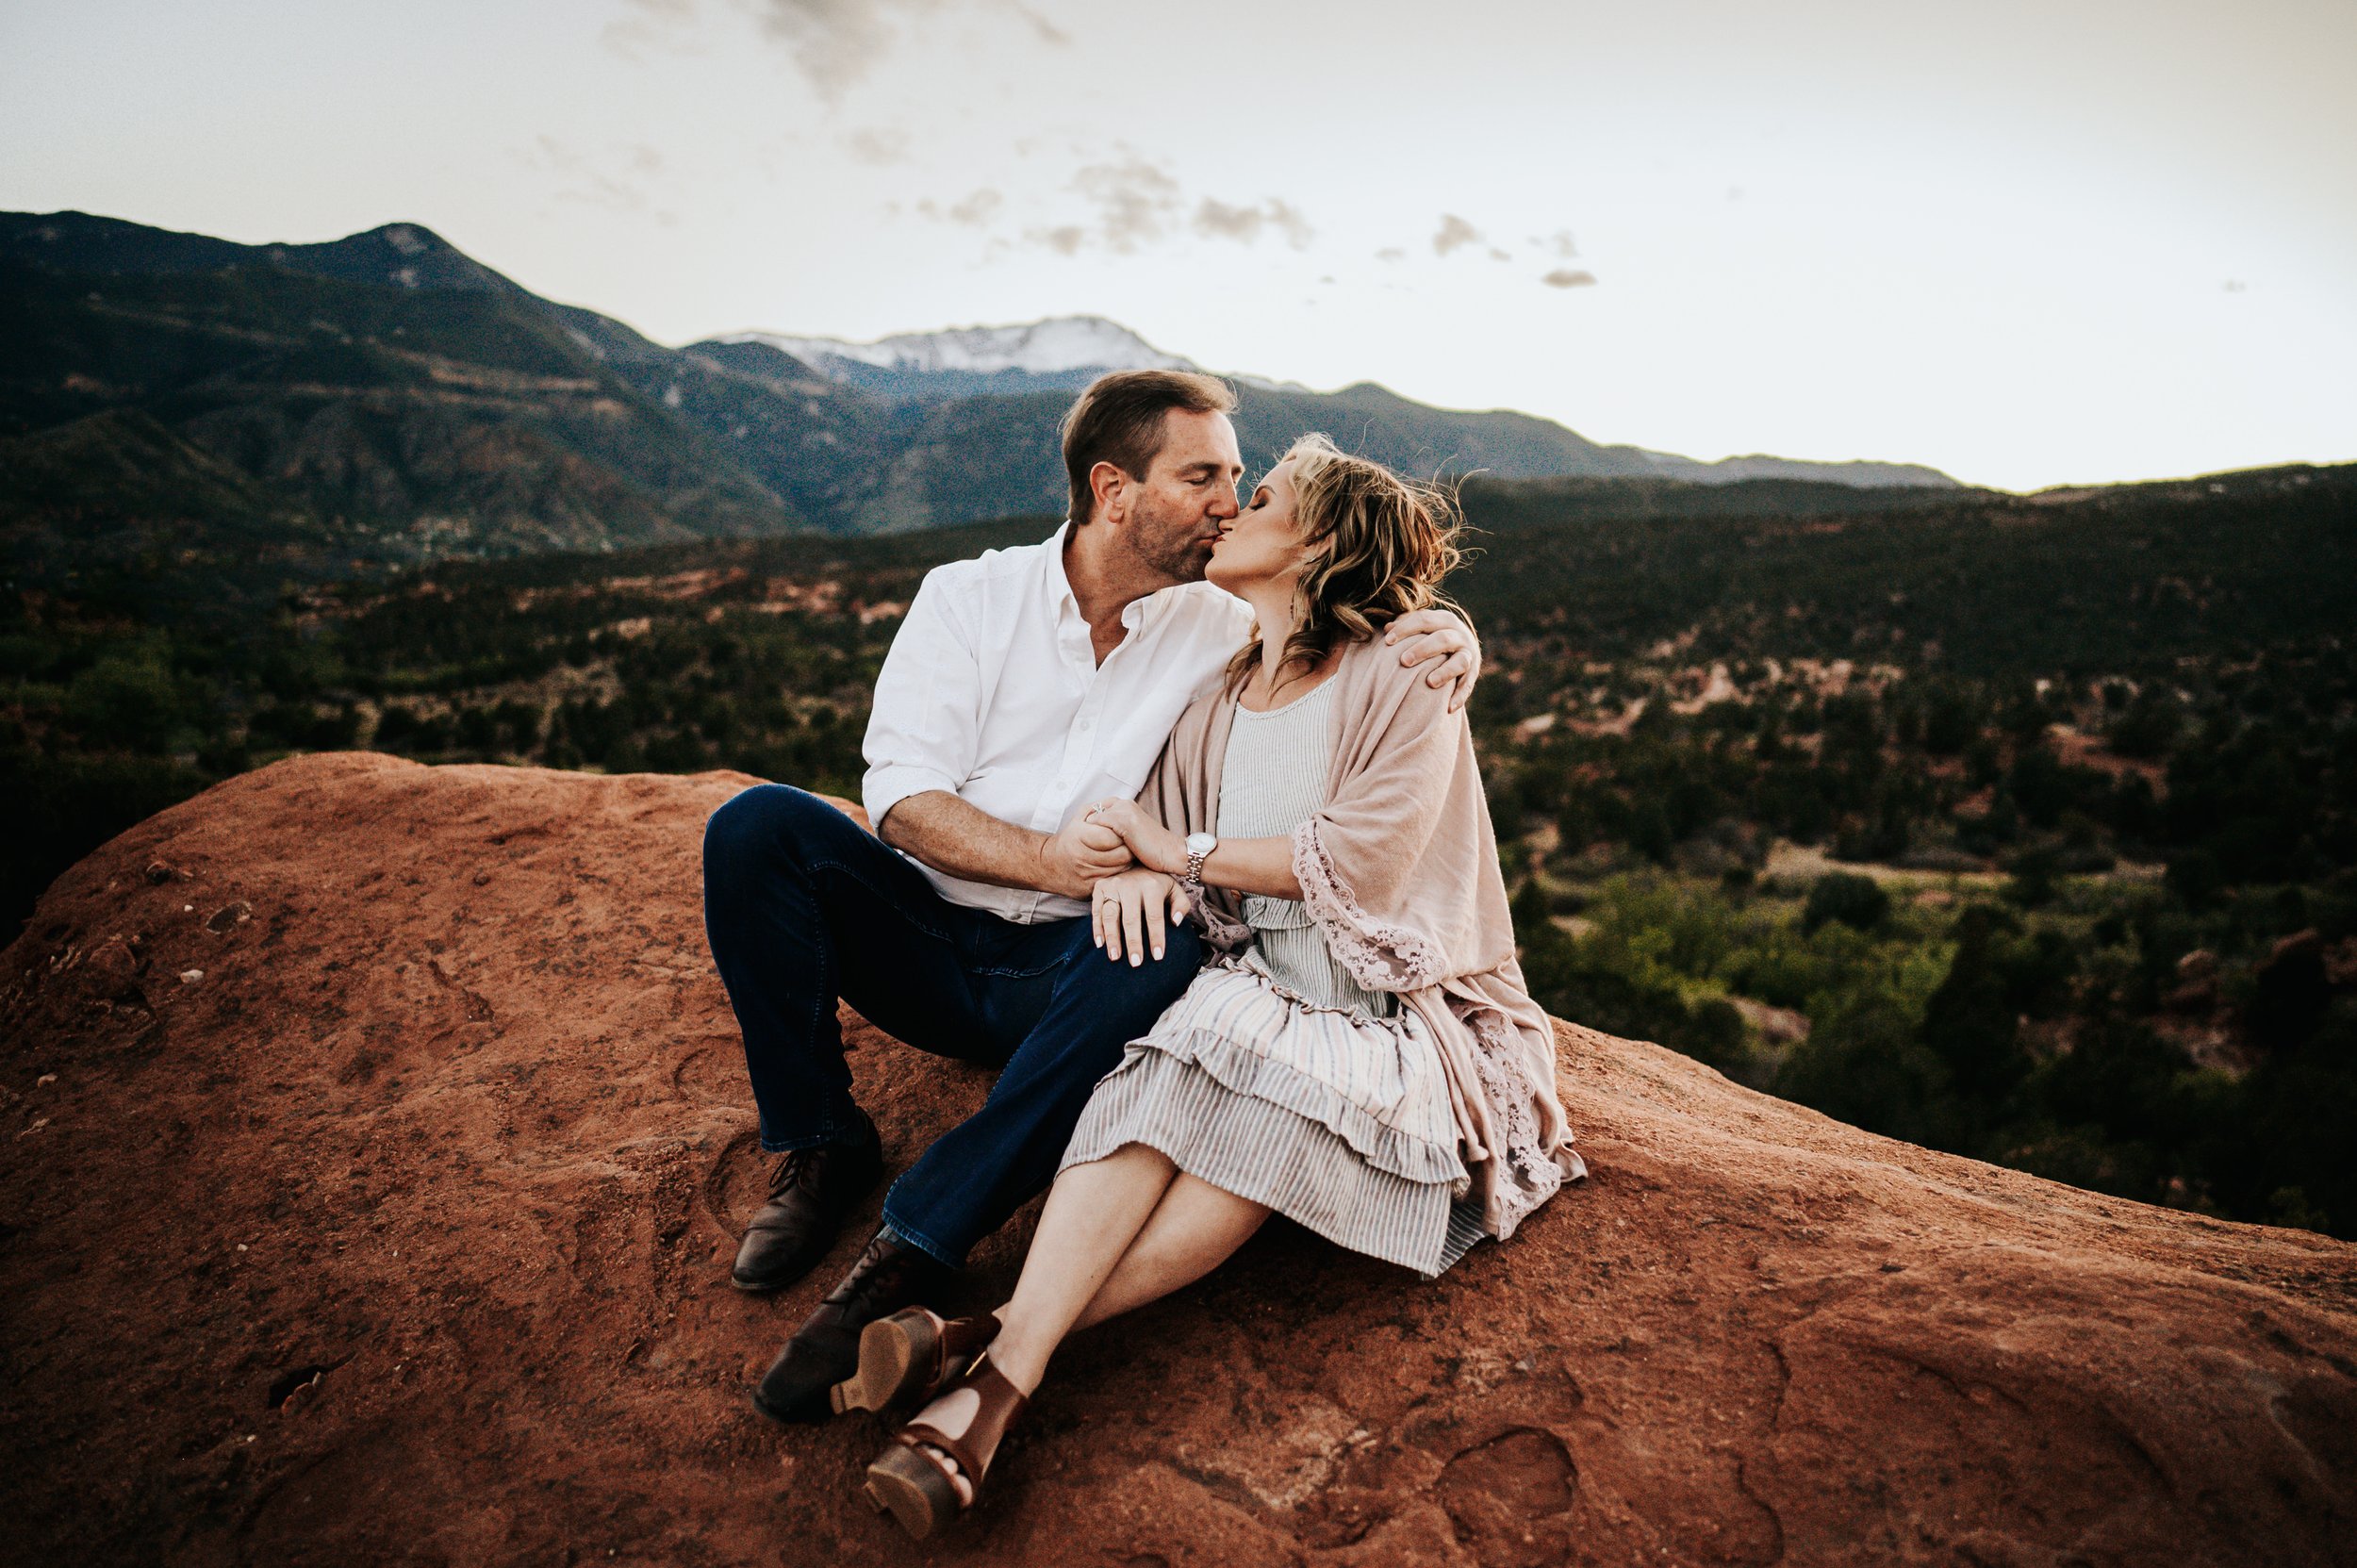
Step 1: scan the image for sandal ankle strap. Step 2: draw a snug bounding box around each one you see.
[898,1355,1029,1489]
[931,1313,1002,1383]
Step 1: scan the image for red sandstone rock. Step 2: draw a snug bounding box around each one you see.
[2,753,2352,1566]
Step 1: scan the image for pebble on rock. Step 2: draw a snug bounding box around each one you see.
[178,969,205,984]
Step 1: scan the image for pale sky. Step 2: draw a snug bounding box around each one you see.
[5,0,2352,489]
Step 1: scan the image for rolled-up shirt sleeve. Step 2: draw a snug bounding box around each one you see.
[862,569,980,834]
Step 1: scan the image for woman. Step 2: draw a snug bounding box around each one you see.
[846,435,1586,1538]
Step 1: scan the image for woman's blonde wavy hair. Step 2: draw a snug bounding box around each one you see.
[1224,433,1467,697]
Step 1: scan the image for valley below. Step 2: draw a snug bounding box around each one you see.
[7,454,2354,1246]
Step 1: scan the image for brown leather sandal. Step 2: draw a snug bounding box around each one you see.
[862,1354,1029,1540]
[831,1307,1001,1414]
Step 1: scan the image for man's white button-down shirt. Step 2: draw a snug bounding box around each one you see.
[862,523,1252,923]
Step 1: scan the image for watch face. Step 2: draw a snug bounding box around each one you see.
[1186,833,1217,855]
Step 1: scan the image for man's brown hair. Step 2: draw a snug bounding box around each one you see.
[1060,369,1238,525]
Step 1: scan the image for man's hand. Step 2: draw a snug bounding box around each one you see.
[1038,813,1135,899]
[1092,869,1193,966]
[1384,608,1482,713]
[1081,799,1188,877]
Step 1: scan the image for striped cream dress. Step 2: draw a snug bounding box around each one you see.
[1061,678,1483,1276]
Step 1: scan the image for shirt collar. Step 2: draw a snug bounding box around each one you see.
[1047,520,1171,634]
[1047,522,1084,632]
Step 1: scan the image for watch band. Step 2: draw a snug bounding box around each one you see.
[1183,833,1216,886]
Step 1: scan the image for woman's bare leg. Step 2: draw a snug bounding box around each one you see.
[984,1143,1179,1393]
[895,1154,1264,1506]
[899,1141,1178,1505]
[1071,1173,1269,1330]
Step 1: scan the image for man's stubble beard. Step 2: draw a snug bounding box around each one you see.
[1128,492,1218,586]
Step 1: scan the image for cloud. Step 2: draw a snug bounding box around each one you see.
[608,0,1067,94]
[898,151,1310,256]
[1541,268,1598,289]
[1487,246,1511,262]
[602,0,701,60]
[1375,246,1407,263]
[845,126,911,165]
[748,0,940,96]
[1067,157,1183,251]
[916,188,1004,225]
[746,0,1067,97]
[1010,1,1068,43]
[1431,213,1481,256]
[1191,196,1313,249]
[520,135,656,211]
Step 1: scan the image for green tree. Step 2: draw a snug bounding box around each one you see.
[1803,871,1889,934]
[1919,903,2031,1113]
[62,655,186,751]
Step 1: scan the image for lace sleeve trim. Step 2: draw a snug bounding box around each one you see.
[1460,1005,1581,1241]
[1291,818,1448,994]
[1182,890,1255,955]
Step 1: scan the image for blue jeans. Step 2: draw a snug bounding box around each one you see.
[701,784,1203,1268]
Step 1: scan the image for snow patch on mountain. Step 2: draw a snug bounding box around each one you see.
[725,315,1195,378]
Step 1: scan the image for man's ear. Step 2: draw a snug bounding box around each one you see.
[1089,460,1129,525]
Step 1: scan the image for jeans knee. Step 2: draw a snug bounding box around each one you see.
[703,784,845,886]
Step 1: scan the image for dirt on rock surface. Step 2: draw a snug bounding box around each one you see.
[3,752,2353,1567]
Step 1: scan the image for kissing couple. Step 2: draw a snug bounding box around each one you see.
[701,369,1585,1539]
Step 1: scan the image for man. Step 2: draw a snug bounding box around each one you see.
[701,370,1479,1422]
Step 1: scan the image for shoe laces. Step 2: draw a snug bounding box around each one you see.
[826,1233,920,1312]
[766,1146,827,1200]
[769,1117,869,1200]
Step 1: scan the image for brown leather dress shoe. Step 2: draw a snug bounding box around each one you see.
[730,1110,883,1293]
[751,1231,952,1425]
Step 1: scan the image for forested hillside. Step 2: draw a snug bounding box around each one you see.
[7,460,2351,1238]
[1,208,1959,592]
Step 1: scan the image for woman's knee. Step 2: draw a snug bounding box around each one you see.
[1073,1141,1177,1180]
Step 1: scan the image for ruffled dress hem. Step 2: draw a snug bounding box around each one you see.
[1063,1047,1485,1278]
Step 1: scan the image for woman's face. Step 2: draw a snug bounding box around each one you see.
[1207,456,1311,598]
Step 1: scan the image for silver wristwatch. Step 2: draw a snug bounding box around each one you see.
[1183,832,1217,888]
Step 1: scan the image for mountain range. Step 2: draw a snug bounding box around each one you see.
[720,317,1956,490]
[0,209,1957,599]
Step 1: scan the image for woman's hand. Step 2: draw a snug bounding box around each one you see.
[1082,799,1188,877]
[1037,810,1134,898]
[1091,868,1194,966]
